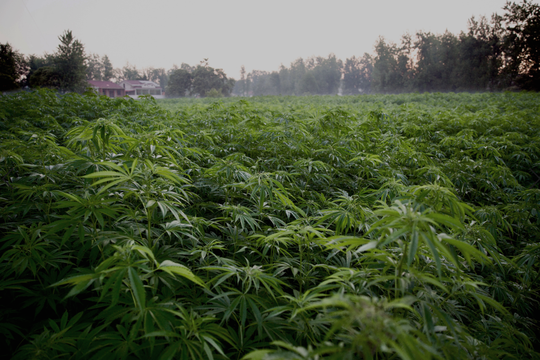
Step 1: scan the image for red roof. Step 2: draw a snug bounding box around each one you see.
[88,80,123,89]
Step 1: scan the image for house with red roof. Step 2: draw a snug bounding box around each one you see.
[87,80,125,98]
[119,80,164,99]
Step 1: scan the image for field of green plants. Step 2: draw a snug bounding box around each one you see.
[1,89,539,359]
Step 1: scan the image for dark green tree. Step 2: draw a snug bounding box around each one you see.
[166,68,192,97]
[278,65,293,95]
[310,54,342,94]
[191,61,235,97]
[290,58,306,95]
[249,70,281,96]
[499,0,540,90]
[413,31,460,92]
[28,66,61,89]
[343,53,373,94]
[299,71,319,95]
[86,53,103,81]
[235,65,255,96]
[26,54,55,85]
[457,16,501,91]
[269,71,281,94]
[246,72,252,96]
[0,43,28,92]
[102,55,114,81]
[371,37,410,93]
[249,70,269,96]
[239,65,247,96]
[116,63,144,81]
[343,56,362,95]
[146,67,168,89]
[358,53,374,93]
[55,30,87,92]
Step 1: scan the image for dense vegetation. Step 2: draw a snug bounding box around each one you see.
[1,89,539,359]
[2,1,538,96]
[234,0,540,95]
[166,60,236,98]
[1,32,235,98]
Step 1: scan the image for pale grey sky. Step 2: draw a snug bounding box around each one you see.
[0,0,532,79]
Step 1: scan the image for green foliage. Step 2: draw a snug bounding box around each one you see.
[86,53,114,81]
[237,55,342,96]
[1,89,540,359]
[192,62,235,97]
[28,66,61,89]
[0,43,28,92]
[206,88,223,98]
[342,53,372,94]
[24,30,87,93]
[165,61,235,98]
[167,68,193,97]
[499,0,540,90]
[55,30,87,92]
[234,2,540,95]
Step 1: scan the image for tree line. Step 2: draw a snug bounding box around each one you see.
[1,30,87,93]
[233,0,539,95]
[1,0,538,96]
[0,33,235,97]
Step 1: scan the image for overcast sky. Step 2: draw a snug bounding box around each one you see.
[1,0,534,79]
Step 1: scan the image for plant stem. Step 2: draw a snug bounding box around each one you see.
[396,242,408,298]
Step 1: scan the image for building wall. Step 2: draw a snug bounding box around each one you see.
[120,81,163,99]
[126,94,165,99]
[100,88,124,98]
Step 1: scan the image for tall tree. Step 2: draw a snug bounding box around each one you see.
[166,68,192,97]
[357,53,374,93]
[86,53,103,81]
[290,58,306,95]
[166,61,234,97]
[413,31,460,92]
[55,30,87,92]
[269,71,281,94]
[343,56,362,95]
[278,65,293,95]
[26,54,53,80]
[299,71,319,95]
[250,70,270,96]
[0,43,28,92]
[343,53,373,94]
[310,54,342,94]
[102,55,114,81]
[146,67,168,89]
[240,65,247,96]
[457,16,501,90]
[371,37,410,93]
[28,66,61,89]
[191,61,235,97]
[115,63,144,81]
[499,0,540,90]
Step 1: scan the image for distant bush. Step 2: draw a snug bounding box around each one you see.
[205,88,222,98]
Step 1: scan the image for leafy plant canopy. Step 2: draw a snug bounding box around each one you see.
[1,89,540,359]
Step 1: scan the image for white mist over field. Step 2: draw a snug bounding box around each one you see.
[0,0,535,78]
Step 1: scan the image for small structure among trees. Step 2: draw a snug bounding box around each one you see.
[120,80,164,99]
[88,80,125,98]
